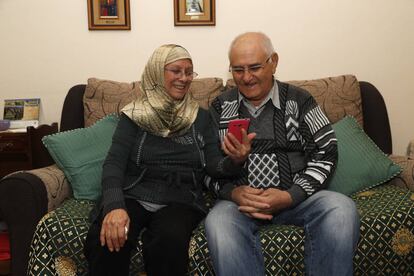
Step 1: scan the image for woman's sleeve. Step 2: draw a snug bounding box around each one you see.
[101,113,137,216]
[200,110,242,178]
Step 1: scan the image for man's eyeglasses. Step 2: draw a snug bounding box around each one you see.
[164,68,198,79]
[229,55,273,75]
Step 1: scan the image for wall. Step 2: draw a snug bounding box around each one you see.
[0,0,413,154]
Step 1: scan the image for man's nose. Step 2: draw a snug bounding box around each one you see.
[242,70,254,82]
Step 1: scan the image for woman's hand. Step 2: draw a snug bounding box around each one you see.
[100,208,130,252]
[222,128,256,165]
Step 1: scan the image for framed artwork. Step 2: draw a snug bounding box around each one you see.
[174,0,215,26]
[87,0,131,30]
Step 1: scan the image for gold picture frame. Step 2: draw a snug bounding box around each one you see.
[87,0,131,30]
[174,0,215,26]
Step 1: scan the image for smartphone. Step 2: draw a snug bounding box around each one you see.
[227,119,250,143]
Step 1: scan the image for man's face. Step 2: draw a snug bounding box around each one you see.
[230,42,277,106]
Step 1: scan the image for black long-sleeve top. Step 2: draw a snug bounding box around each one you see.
[100,110,241,215]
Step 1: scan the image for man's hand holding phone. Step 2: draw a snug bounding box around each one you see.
[223,119,256,165]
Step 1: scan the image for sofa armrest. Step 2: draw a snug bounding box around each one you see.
[27,164,72,212]
[0,165,71,276]
[388,155,414,191]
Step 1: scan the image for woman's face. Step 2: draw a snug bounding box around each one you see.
[164,58,194,100]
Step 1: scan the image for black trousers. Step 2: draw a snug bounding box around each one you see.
[84,199,204,276]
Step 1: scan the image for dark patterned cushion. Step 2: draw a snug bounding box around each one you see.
[28,185,414,275]
[189,185,414,275]
[352,186,414,275]
[28,199,145,275]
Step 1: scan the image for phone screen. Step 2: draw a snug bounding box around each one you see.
[227,119,250,143]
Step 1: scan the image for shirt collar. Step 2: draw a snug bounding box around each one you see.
[237,80,281,110]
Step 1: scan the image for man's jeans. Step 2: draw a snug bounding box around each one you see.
[205,190,360,276]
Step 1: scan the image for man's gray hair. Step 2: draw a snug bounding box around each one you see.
[228,32,275,59]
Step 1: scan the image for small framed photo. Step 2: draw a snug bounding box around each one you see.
[87,0,131,30]
[174,0,215,26]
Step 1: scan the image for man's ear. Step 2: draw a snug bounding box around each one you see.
[271,52,279,74]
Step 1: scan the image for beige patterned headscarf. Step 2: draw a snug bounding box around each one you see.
[122,44,199,137]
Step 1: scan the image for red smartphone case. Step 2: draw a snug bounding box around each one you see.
[228,119,250,143]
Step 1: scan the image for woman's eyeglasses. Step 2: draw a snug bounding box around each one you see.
[164,68,198,79]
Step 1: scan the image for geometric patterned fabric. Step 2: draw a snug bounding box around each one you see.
[28,199,145,275]
[28,184,414,275]
[248,153,280,188]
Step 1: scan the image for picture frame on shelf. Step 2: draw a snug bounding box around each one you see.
[3,98,40,121]
[87,0,131,30]
[174,0,215,26]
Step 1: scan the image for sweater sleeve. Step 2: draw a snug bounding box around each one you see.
[101,113,138,216]
[287,96,338,207]
[202,102,241,199]
[199,109,242,178]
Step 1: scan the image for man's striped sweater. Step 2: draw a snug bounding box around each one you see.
[209,80,338,207]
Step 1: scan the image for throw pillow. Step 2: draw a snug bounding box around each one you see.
[328,116,401,195]
[83,78,141,127]
[42,114,119,200]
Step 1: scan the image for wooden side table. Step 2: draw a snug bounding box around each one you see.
[0,132,31,179]
[0,123,58,179]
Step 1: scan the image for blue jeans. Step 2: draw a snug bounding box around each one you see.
[205,190,360,276]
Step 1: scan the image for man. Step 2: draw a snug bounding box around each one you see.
[205,32,360,276]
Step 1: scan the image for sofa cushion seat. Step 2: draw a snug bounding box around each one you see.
[28,185,414,275]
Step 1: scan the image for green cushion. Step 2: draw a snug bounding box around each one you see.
[328,116,401,195]
[43,114,119,200]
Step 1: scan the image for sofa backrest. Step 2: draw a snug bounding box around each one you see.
[226,74,363,127]
[83,77,225,127]
[59,74,391,153]
[83,75,363,128]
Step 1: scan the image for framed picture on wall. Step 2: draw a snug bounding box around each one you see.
[87,0,131,30]
[174,0,215,26]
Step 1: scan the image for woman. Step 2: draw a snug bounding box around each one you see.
[84,44,254,276]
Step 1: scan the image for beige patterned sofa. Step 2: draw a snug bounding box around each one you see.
[408,140,414,158]
[1,75,413,275]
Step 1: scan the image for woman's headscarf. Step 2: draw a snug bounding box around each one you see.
[121,44,199,137]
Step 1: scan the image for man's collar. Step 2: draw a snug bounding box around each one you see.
[237,80,281,110]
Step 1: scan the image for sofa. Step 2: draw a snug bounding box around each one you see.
[0,75,413,275]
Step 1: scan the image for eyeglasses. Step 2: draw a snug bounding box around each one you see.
[229,55,273,76]
[164,68,198,79]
